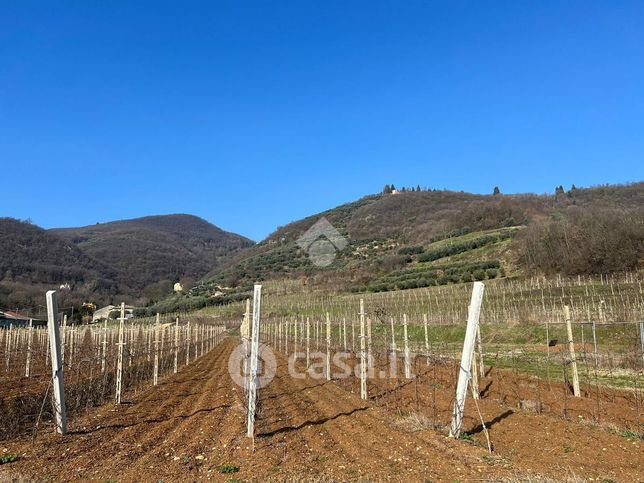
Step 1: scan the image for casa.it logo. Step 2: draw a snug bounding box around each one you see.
[296,217,348,267]
[227,342,277,389]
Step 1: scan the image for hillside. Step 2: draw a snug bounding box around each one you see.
[1,215,253,313]
[0,218,121,311]
[149,183,643,314]
[51,214,254,292]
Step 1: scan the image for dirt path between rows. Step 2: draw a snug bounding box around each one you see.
[1,338,641,482]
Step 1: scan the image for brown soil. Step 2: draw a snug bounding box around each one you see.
[1,338,642,482]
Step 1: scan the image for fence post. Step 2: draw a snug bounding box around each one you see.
[153,313,160,386]
[403,314,411,379]
[294,317,299,361]
[306,317,310,368]
[115,302,126,404]
[185,322,190,366]
[46,290,67,434]
[565,305,581,397]
[101,319,107,373]
[173,317,179,373]
[242,299,251,385]
[25,318,33,377]
[423,314,429,365]
[326,312,331,380]
[343,318,347,351]
[639,321,644,365]
[449,281,485,438]
[61,314,67,366]
[246,284,262,438]
[359,299,367,400]
[476,323,484,376]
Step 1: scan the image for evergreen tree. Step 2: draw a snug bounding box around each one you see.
[493,186,501,195]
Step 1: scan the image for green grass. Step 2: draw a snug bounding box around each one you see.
[0,454,19,464]
[218,464,240,474]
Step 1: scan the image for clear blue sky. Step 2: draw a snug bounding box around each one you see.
[2,1,643,241]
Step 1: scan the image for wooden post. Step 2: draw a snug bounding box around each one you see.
[326,312,331,380]
[61,314,67,365]
[565,305,581,397]
[471,356,480,400]
[592,318,599,368]
[115,302,126,404]
[359,299,367,400]
[25,319,33,377]
[403,314,411,379]
[390,317,396,352]
[246,284,262,438]
[545,320,550,359]
[476,323,484,376]
[46,290,67,434]
[449,282,485,438]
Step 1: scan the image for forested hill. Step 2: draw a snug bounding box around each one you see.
[154,183,643,315]
[51,214,253,291]
[1,215,253,312]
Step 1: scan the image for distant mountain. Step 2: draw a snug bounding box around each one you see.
[1,215,253,314]
[0,217,120,312]
[149,182,643,314]
[50,214,254,291]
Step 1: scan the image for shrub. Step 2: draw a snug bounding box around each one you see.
[473,269,486,281]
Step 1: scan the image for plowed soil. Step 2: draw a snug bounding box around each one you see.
[1,338,642,482]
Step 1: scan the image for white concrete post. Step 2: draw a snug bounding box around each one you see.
[565,305,581,397]
[359,299,367,400]
[25,319,33,377]
[306,317,310,368]
[101,319,107,373]
[173,317,179,374]
[449,281,485,438]
[46,290,67,434]
[241,299,251,385]
[423,314,429,365]
[367,317,372,369]
[153,313,160,386]
[115,302,126,404]
[246,284,262,438]
[342,318,347,351]
[403,314,411,379]
[326,312,331,380]
[185,322,190,366]
[294,317,298,361]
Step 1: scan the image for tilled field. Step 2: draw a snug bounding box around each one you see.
[1,338,642,482]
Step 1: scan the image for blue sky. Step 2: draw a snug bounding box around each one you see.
[2,1,643,241]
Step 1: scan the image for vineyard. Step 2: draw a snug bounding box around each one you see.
[0,274,642,481]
